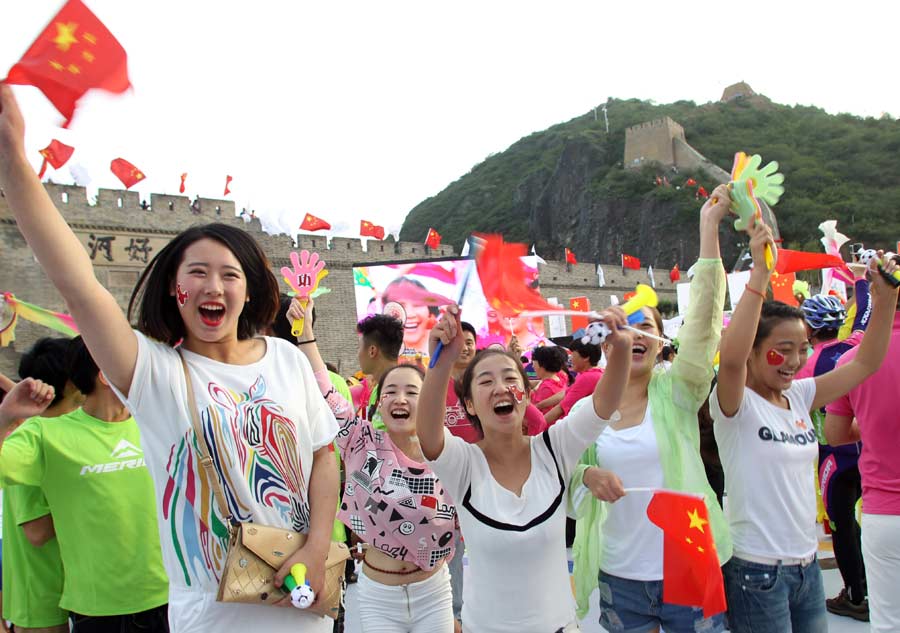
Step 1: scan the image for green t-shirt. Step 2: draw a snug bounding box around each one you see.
[0,409,168,616]
[1,484,68,627]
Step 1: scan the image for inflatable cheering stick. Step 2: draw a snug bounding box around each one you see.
[282,562,315,609]
[581,284,658,346]
[857,249,900,288]
[281,251,329,337]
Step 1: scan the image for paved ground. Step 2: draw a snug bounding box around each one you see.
[342,540,870,632]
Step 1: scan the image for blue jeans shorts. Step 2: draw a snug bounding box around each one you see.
[723,556,826,633]
[597,570,726,633]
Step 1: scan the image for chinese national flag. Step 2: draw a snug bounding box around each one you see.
[646,490,726,618]
[670,264,681,282]
[223,175,232,196]
[37,139,74,178]
[565,248,578,265]
[300,213,331,232]
[622,253,641,270]
[425,228,442,249]
[5,0,131,127]
[179,172,187,194]
[770,270,797,305]
[360,220,385,240]
[774,249,851,276]
[475,234,562,318]
[569,296,590,332]
[109,157,144,189]
[685,178,697,187]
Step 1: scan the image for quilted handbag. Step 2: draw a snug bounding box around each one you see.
[180,352,349,619]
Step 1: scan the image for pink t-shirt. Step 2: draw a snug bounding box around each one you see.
[316,371,456,570]
[826,313,900,515]
[559,367,603,417]
[533,376,566,412]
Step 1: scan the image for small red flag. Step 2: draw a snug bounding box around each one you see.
[300,213,331,232]
[475,235,562,318]
[770,270,798,306]
[646,490,726,618]
[774,249,850,276]
[670,264,681,283]
[37,139,74,178]
[109,157,144,189]
[223,175,233,196]
[565,248,578,265]
[685,178,697,187]
[622,253,641,270]
[569,296,590,331]
[5,0,131,127]
[425,228,442,249]
[360,220,385,240]
[179,172,187,194]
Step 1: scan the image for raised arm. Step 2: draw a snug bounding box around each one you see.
[810,256,899,411]
[715,217,776,417]
[670,187,730,401]
[0,86,137,395]
[418,305,464,460]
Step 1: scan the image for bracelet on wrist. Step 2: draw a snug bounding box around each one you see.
[297,338,317,345]
[744,284,767,300]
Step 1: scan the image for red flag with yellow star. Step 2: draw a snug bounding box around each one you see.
[299,213,331,232]
[360,220,385,240]
[565,248,577,265]
[425,228,442,249]
[475,235,562,318]
[4,0,130,127]
[646,490,726,618]
[37,139,74,178]
[770,270,797,305]
[569,296,590,331]
[109,157,144,189]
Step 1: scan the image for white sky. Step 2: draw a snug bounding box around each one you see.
[3,0,897,241]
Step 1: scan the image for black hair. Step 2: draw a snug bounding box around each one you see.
[460,321,476,339]
[455,349,531,435]
[368,363,426,421]
[752,301,806,349]
[271,294,317,343]
[18,337,73,407]
[127,223,280,345]
[661,345,676,362]
[532,345,566,373]
[356,314,404,360]
[65,336,100,396]
[382,277,440,316]
[569,339,602,366]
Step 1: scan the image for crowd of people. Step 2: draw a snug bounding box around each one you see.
[0,84,899,633]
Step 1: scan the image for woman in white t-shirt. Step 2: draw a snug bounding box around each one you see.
[0,87,339,633]
[417,304,632,633]
[712,216,900,633]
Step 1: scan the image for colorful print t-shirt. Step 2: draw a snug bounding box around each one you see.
[315,371,456,571]
[111,332,338,633]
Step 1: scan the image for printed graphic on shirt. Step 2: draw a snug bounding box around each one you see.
[444,401,468,428]
[756,421,817,446]
[160,375,308,586]
[79,439,147,475]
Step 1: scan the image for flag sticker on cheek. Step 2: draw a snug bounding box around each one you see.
[766,349,785,366]
[507,385,526,403]
[176,283,189,307]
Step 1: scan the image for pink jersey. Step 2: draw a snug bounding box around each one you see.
[826,313,900,515]
[533,375,566,412]
[316,371,456,570]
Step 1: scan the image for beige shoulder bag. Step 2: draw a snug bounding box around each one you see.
[179,351,349,619]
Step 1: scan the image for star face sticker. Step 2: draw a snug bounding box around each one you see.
[687,508,708,533]
[766,349,785,366]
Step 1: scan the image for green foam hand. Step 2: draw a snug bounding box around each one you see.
[730,179,762,232]
[735,153,784,206]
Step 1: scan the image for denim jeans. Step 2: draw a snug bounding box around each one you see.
[597,570,726,633]
[723,556,826,633]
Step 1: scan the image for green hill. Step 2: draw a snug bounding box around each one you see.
[399,94,900,264]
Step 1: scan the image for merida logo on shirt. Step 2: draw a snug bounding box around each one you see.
[79,439,146,475]
[757,425,817,446]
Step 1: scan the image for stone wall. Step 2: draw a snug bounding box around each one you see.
[623,117,686,168]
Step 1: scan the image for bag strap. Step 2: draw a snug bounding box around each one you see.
[179,350,235,530]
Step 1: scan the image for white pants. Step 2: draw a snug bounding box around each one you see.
[357,565,455,633]
[862,513,900,632]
